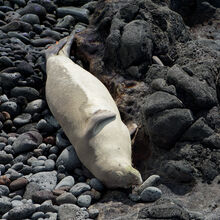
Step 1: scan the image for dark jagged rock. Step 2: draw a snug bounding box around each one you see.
[167,65,217,111]
[138,198,190,220]
[169,0,217,25]
[145,108,194,149]
[161,160,195,183]
[143,91,183,117]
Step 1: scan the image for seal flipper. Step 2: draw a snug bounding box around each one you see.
[45,37,67,61]
[58,30,76,57]
[86,110,116,138]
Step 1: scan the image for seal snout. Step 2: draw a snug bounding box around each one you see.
[105,166,142,188]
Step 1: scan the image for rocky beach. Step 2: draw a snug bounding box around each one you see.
[0,0,220,219]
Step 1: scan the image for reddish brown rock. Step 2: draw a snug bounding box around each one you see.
[44,136,56,145]
[9,177,28,191]
[2,111,11,120]
[53,186,71,196]
[32,190,56,204]
[0,175,11,186]
[82,189,101,201]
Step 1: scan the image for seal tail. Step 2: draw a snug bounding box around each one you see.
[45,37,67,61]
[58,30,76,57]
[45,30,76,60]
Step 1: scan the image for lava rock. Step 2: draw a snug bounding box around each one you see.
[143,91,183,116]
[162,160,195,183]
[145,108,194,149]
[4,11,21,23]
[58,204,89,220]
[29,171,57,190]
[32,190,56,204]
[138,199,190,219]
[23,182,41,200]
[167,65,217,110]
[0,197,12,214]
[7,203,36,220]
[12,131,42,154]
[181,117,214,142]
[119,19,153,68]
[203,134,220,149]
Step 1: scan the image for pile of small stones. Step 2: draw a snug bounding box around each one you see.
[0,0,162,219]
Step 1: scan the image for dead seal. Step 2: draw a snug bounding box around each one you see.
[45,31,142,188]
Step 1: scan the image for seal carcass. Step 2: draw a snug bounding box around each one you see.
[45,32,142,188]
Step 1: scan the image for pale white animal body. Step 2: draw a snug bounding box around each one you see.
[45,32,142,188]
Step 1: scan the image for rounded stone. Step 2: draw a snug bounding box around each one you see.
[140,186,162,202]
[10,87,39,101]
[9,177,28,191]
[21,13,40,25]
[12,131,43,154]
[24,99,46,114]
[89,178,105,192]
[13,113,32,127]
[0,101,20,118]
[32,190,56,204]
[0,197,12,214]
[55,176,75,189]
[88,208,99,219]
[7,203,36,220]
[44,159,55,171]
[29,171,57,190]
[56,192,77,205]
[70,183,91,197]
[19,3,47,19]
[0,185,10,196]
[77,195,92,208]
[56,145,81,171]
